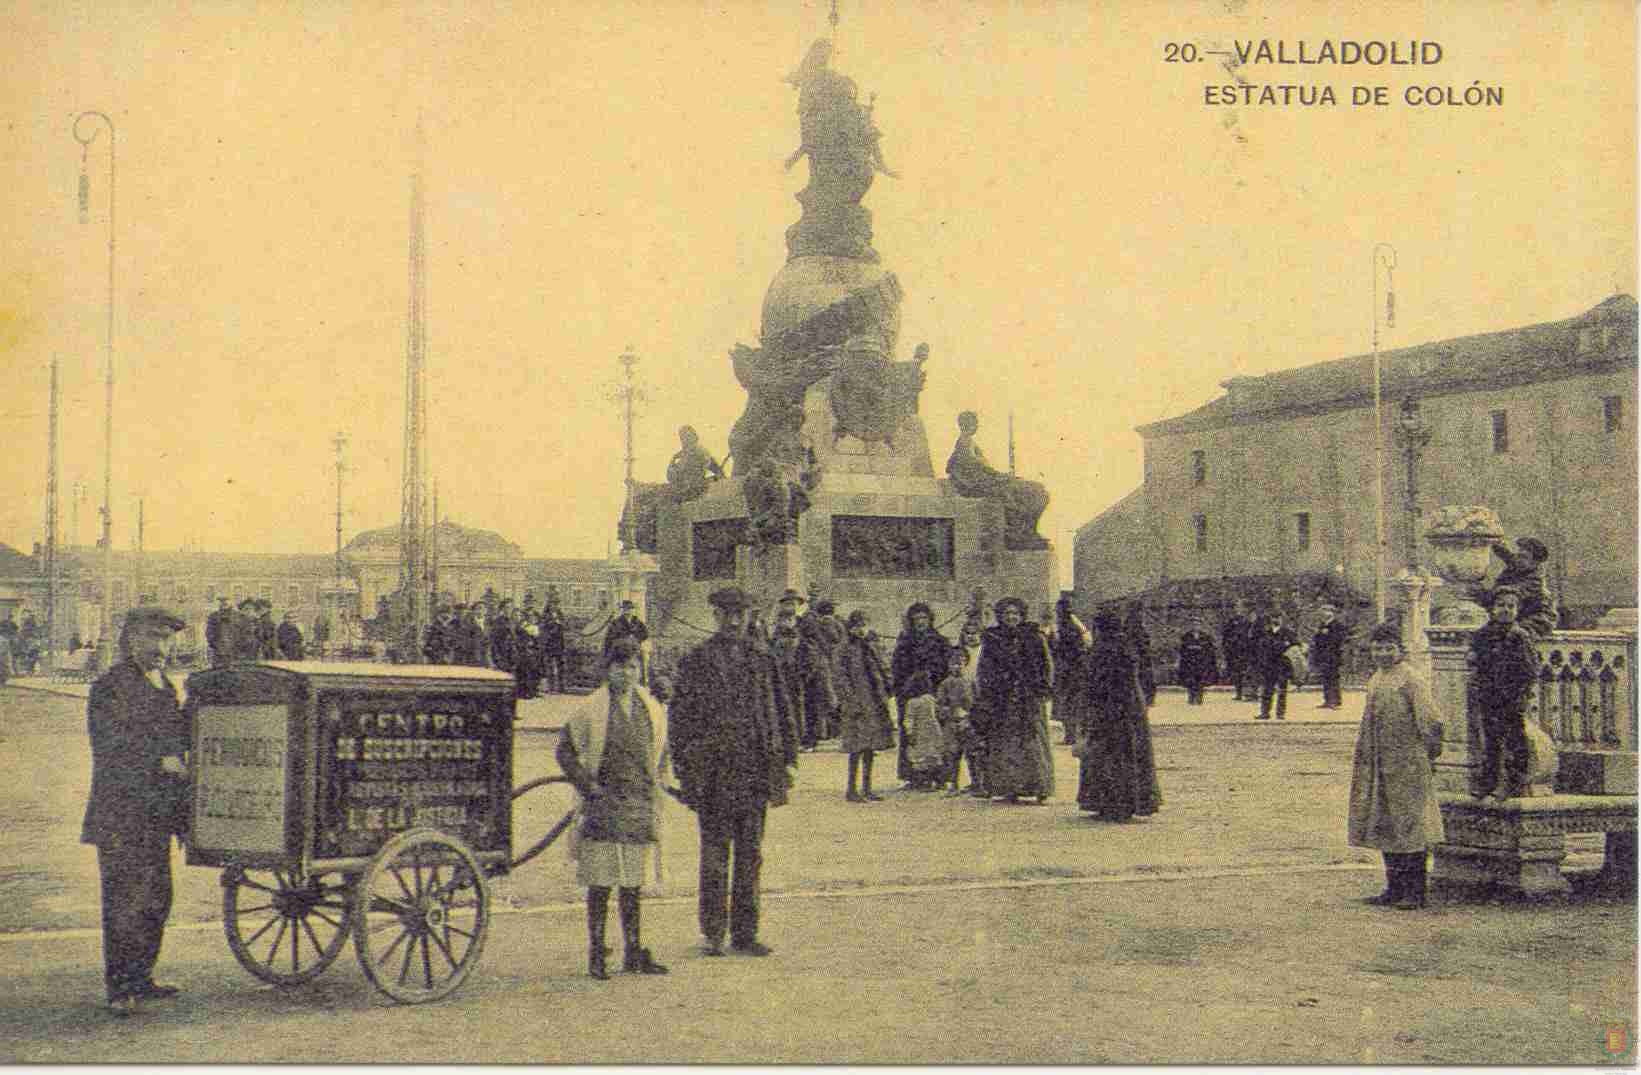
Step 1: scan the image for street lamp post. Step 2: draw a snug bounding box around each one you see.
[1370,242,1397,624]
[74,111,116,672]
[1395,395,1432,572]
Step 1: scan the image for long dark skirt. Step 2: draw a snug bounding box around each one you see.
[985,706,1056,800]
[1077,712,1161,820]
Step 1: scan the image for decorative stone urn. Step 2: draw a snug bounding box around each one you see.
[1424,505,1505,628]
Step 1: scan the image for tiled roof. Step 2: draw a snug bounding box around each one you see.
[1138,295,1637,437]
[345,519,521,559]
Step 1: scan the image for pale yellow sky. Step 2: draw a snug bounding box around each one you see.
[0,0,1634,582]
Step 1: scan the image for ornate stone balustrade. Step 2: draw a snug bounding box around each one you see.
[1527,631,1636,753]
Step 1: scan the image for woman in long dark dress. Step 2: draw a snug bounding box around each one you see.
[977,597,1055,803]
[890,602,951,789]
[1077,610,1162,821]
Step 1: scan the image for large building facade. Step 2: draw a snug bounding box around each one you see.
[1076,295,1638,623]
[0,519,630,658]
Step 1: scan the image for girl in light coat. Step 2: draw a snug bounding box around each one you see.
[556,637,671,978]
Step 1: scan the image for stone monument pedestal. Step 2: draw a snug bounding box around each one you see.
[648,468,1055,655]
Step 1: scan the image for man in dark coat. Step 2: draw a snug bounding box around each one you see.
[797,598,844,741]
[1469,586,1540,801]
[604,601,649,681]
[668,586,799,957]
[254,601,277,660]
[1124,604,1156,707]
[540,604,566,692]
[232,599,263,661]
[769,590,811,749]
[489,600,518,675]
[423,607,453,664]
[890,602,952,788]
[1176,617,1218,706]
[1310,604,1348,709]
[81,606,191,1016]
[1222,601,1254,701]
[275,611,305,661]
[1255,610,1298,720]
[204,598,233,666]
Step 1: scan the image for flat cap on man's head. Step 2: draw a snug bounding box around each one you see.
[619,600,636,611]
[778,588,805,605]
[707,586,751,612]
[126,606,185,632]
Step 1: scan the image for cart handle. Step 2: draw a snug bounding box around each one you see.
[509,776,577,870]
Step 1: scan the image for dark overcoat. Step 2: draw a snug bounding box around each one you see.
[81,661,190,846]
[669,632,800,814]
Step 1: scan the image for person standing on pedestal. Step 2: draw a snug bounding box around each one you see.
[668,586,799,957]
[1311,604,1348,709]
[1468,587,1540,801]
[81,606,191,1016]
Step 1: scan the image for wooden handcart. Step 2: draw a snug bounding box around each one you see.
[183,661,572,1004]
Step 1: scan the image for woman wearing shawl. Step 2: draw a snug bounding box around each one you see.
[1077,610,1162,821]
[555,637,670,979]
[976,597,1055,803]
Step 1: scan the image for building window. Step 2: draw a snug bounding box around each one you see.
[175,582,188,604]
[258,583,273,601]
[1190,450,1207,485]
[1294,512,1311,552]
[1490,410,1509,454]
[1193,514,1208,553]
[1604,395,1623,433]
[287,583,302,607]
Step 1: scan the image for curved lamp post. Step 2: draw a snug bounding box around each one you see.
[1370,242,1397,623]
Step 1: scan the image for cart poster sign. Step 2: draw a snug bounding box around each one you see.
[193,704,289,854]
[327,703,497,854]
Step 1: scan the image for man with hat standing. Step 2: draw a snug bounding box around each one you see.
[769,589,810,749]
[204,597,233,667]
[1310,604,1348,709]
[668,586,799,957]
[81,606,191,1016]
[605,600,650,683]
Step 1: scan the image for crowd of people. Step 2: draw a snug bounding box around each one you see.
[419,591,571,697]
[202,598,332,664]
[722,590,1162,819]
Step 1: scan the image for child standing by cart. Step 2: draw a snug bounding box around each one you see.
[1346,621,1445,910]
[556,637,671,978]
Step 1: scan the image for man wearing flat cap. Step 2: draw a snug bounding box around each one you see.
[81,607,191,1016]
[668,586,800,957]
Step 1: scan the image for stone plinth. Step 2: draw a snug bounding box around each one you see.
[1427,625,1480,794]
[1434,793,1639,897]
[647,470,1054,655]
[1557,750,1639,795]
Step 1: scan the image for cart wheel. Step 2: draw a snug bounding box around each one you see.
[509,775,576,870]
[352,828,491,1003]
[222,866,353,987]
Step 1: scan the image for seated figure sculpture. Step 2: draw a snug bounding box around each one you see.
[666,425,725,502]
[946,411,1050,550]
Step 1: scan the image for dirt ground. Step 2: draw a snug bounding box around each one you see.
[0,685,1633,1064]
